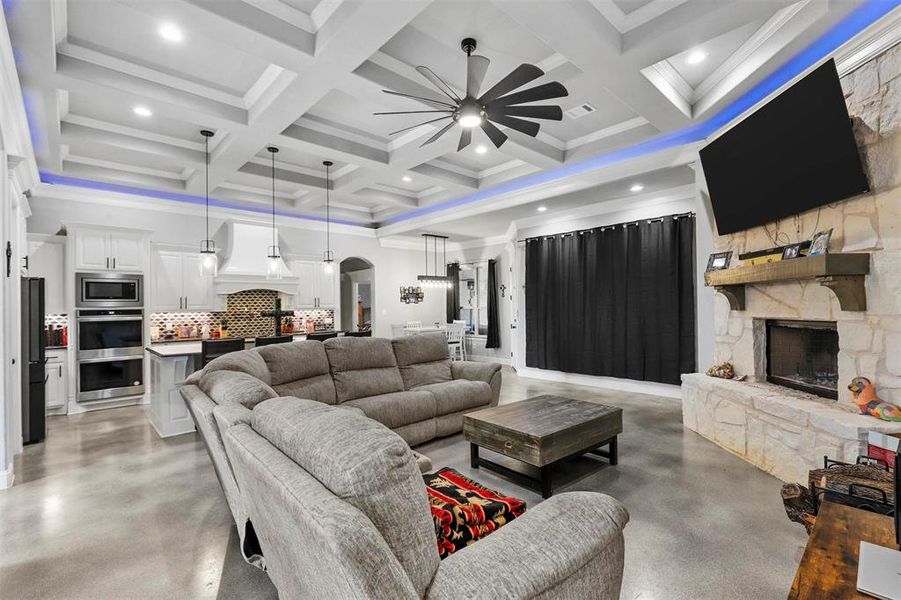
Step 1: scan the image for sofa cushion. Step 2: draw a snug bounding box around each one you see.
[272,375,337,405]
[250,397,439,596]
[342,390,436,430]
[416,380,491,417]
[203,349,271,384]
[257,340,338,404]
[324,337,404,402]
[392,333,453,390]
[200,370,278,409]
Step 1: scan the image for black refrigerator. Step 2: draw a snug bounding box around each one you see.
[21,277,46,444]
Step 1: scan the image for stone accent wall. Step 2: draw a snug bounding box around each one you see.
[712,44,901,410]
[682,374,901,483]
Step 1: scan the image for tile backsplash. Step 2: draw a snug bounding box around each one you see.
[150,289,334,339]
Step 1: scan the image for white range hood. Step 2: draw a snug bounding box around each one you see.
[215,221,299,296]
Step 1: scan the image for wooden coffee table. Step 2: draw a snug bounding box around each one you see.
[463,395,623,498]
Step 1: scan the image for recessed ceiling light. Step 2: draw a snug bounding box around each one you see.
[630,184,644,192]
[537,206,547,212]
[402,176,412,182]
[686,50,707,65]
[475,145,487,155]
[133,105,153,117]
[159,23,184,43]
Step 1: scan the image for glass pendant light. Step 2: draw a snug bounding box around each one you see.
[198,129,217,276]
[266,146,282,280]
[322,160,335,274]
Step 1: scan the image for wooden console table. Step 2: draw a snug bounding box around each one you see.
[704,253,870,311]
[789,501,895,599]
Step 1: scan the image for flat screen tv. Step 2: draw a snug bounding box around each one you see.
[700,59,869,236]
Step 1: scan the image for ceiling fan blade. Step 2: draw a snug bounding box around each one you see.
[458,128,472,151]
[421,120,457,146]
[416,66,462,103]
[488,114,540,137]
[374,110,453,115]
[491,82,569,106]
[478,63,544,105]
[466,55,490,98]
[382,89,457,109]
[497,105,563,120]
[480,120,508,149]
[389,115,452,136]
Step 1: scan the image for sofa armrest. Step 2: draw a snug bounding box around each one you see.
[426,492,628,600]
[451,361,502,406]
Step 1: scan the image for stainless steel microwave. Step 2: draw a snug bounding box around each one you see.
[76,272,143,308]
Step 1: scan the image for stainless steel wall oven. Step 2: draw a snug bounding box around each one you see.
[76,307,144,403]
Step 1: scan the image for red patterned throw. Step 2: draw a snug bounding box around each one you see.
[423,467,526,558]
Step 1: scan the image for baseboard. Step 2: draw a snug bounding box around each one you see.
[466,354,513,366]
[515,367,682,399]
[0,463,14,490]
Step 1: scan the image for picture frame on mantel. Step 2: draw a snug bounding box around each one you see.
[706,251,732,272]
[782,243,805,260]
[809,229,833,256]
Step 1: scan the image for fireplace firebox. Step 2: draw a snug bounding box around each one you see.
[766,320,838,399]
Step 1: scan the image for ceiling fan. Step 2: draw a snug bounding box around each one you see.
[375,38,568,151]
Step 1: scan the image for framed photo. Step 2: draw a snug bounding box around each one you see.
[809,228,833,256]
[706,251,732,272]
[781,243,804,260]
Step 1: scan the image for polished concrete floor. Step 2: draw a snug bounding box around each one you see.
[0,369,807,599]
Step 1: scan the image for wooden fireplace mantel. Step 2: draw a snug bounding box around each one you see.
[704,253,870,311]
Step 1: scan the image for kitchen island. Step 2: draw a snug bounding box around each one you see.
[144,334,319,438]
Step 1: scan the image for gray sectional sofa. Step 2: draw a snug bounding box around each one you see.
[180,333,502,564]
[225,396,629,599]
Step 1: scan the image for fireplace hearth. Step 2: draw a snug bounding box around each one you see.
[766,320,839,399]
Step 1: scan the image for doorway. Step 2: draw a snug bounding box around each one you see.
[339,257,374,333]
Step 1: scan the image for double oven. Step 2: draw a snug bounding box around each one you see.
[76,273,145,402]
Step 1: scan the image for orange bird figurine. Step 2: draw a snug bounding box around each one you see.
[848,377,901,421]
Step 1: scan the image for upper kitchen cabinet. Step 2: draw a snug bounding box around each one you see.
[70,226,148,272]
[150,247,215,311]
[289,259,335,309]
[26,234,65,314]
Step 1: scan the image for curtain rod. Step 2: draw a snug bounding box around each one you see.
[516,211,695,244]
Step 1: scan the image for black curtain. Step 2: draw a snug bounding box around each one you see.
[446,262,460,323]
[525,214,695,385]
[486,259,500,348]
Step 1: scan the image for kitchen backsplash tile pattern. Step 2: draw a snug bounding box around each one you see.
[45,314,68,328]
[150,289,334,339]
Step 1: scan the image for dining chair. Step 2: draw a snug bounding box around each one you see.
[405,320,422,329]
[445,321,466,361]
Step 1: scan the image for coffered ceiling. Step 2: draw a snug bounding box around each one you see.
[6,0,878,230]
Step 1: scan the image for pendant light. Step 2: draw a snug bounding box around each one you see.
[417,234,452,288]
[198,129,217,276]
[322,160,335,274]
[266,146,282,280]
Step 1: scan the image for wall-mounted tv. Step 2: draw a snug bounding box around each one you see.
[700,59,869,236]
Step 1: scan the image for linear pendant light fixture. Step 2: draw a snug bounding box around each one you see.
[198,129,217,276]
[266,146,282,280]
[322,160,335,274]
[418,234,452,288]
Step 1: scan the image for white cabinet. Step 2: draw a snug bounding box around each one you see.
[290,260,335,308]
[26,235,65,314]
[151,249,214,311]
[45,350,68,411]
[73,228,146,272]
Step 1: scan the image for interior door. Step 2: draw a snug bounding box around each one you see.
[109,234,143,271]
[151,251,182,311]
[76,231,110,270]
[182,253,212,310]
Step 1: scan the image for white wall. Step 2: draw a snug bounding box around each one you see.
[27,194,444,338]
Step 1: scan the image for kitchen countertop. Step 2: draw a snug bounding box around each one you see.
[146,333,315,357]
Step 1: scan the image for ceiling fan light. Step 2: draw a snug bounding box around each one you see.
[458,113,483,128]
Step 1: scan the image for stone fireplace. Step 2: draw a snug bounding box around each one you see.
[681,44,901,484]
[766,320,838,399]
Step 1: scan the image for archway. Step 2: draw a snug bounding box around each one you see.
[339,257,374,333]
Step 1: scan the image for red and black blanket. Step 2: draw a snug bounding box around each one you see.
[423,467,526,559]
